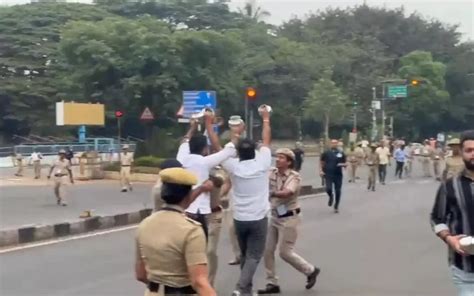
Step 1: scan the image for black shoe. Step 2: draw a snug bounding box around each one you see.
[334,208,339,214]
[348,180,352,183]
[228,258,241,266]
[306,267,321,289]
[372,188,376,192]
[328,197,333,207]
[129,186,133,191]
[121,188,128,192]
[258,284,280,294]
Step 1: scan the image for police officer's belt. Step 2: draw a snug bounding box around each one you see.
[148,282,196,294]
[54,173,67,177]
[121,165,131,167]
[277,208,301,218]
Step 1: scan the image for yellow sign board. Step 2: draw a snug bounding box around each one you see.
[56,102,105,126]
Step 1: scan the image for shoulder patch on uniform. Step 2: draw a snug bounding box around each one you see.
[185,216,202,226]
[289,170,300,177]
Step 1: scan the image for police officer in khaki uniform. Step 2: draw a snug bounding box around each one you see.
[151,159,183,212]
[135,168,217,296]
[432,144,444,181]
[354,142,365,178]
[443,138,465,181]
[365,144,379,192]
[258,148,320,294]
[206,166,228,286]
[120,144,134,192]
[347,143,359,183]
[421,140,433,177]
[14,153,24,177]
[47,149,74,206]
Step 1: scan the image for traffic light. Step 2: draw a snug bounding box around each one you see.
[246,87,257,101]
[409,79,425,86]
[115,110,124,118]
[353,101,358,107]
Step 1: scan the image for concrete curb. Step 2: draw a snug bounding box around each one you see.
[0,187,324,248]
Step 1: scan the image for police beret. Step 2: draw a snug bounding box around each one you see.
[276,148,295,161]
[159,168,197,186]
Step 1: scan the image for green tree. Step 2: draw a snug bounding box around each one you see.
[396,51,449,137]
[302,76,349,140]
[0,3,113,138]
[238,0,270,21]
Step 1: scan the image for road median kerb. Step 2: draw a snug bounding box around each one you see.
[0,186,324,248]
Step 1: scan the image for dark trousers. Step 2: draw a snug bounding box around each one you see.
[186,211,208,240]
[325,175,343,209]
[378,164,387,183]
[234,217,268,295]
[395,161,404,179]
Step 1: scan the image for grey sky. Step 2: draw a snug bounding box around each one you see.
[1,0,472,40]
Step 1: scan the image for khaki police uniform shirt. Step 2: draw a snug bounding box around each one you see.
[136,205,207,287]
[209,168,228,210]
[421,145,433,157]
[52,159,71,176]
[366,151,379,167]
[269,168,301,212]
[432,148,444,161]
[354,147,365,161]
[347,150,359,163]
[121,152,134,166]
[445,156,465,179]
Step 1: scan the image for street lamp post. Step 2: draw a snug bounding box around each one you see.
[371,87,377,141]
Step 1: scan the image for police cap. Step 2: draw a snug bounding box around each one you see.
[276,148,295,161]
[159,168,197,186]
[447,138,460,146]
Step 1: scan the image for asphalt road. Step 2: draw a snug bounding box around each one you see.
[0,155,443,229]
[0,174,456,296]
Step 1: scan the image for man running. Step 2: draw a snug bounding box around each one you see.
[320,139,347,213]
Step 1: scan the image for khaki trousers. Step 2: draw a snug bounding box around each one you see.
[206,211,223,286]
[16,159,23,176]
[54,176,67,203]
[422,157,431,177]
[225,208,241,261]
[368,166,377,190]
[33,161,41,178]
[120,166,131,189]
[264,215,314,285]
[433,160,441,179]
[349,162,358,182]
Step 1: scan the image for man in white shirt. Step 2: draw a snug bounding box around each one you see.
[176,119,236,238]
[375,141,391,185]
[29,150,43,179]
[220,109,272,296]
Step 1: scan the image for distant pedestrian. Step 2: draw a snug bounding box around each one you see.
[120,144,134,192]
[320,139,347,213]
[354,142,365,179]
[404,144,414,177]
[421,140,433,177]
[347,143,359,183]
[292,142,305,172]
[430,130,474,296]
[65,147,74,165]
[432,144,444,181]
[375,141,391,185]
[29,150,43,179]
[394,145,406,179]
[14,153,24,177]
[443,138,465,181]
[47,149,73,206]
[365,143,379,191]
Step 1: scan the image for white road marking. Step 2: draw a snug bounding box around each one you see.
[0,225,137,254]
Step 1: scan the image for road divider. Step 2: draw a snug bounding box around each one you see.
[0,186,325,248]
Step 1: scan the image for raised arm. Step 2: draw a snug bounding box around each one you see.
[205,113,222,152]
[260,108,271,147]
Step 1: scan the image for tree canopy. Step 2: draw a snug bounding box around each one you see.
[0,1,472,144]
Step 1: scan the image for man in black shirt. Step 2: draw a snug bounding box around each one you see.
[292,142,305,172]
[320,139,347,213]
[431,130,474,295]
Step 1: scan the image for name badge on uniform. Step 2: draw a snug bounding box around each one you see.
[276,204,288,216]
[336,153,343,158]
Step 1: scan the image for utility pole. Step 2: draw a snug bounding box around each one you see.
[381,85,386,140]
[245,87,257,140]
[389,116,394,138]
[371,87,377,142]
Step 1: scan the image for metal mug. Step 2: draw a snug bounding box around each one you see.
[258,104,272,115]
[228,115,244,127]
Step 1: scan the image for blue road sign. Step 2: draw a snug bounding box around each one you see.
[182,91,217,118]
